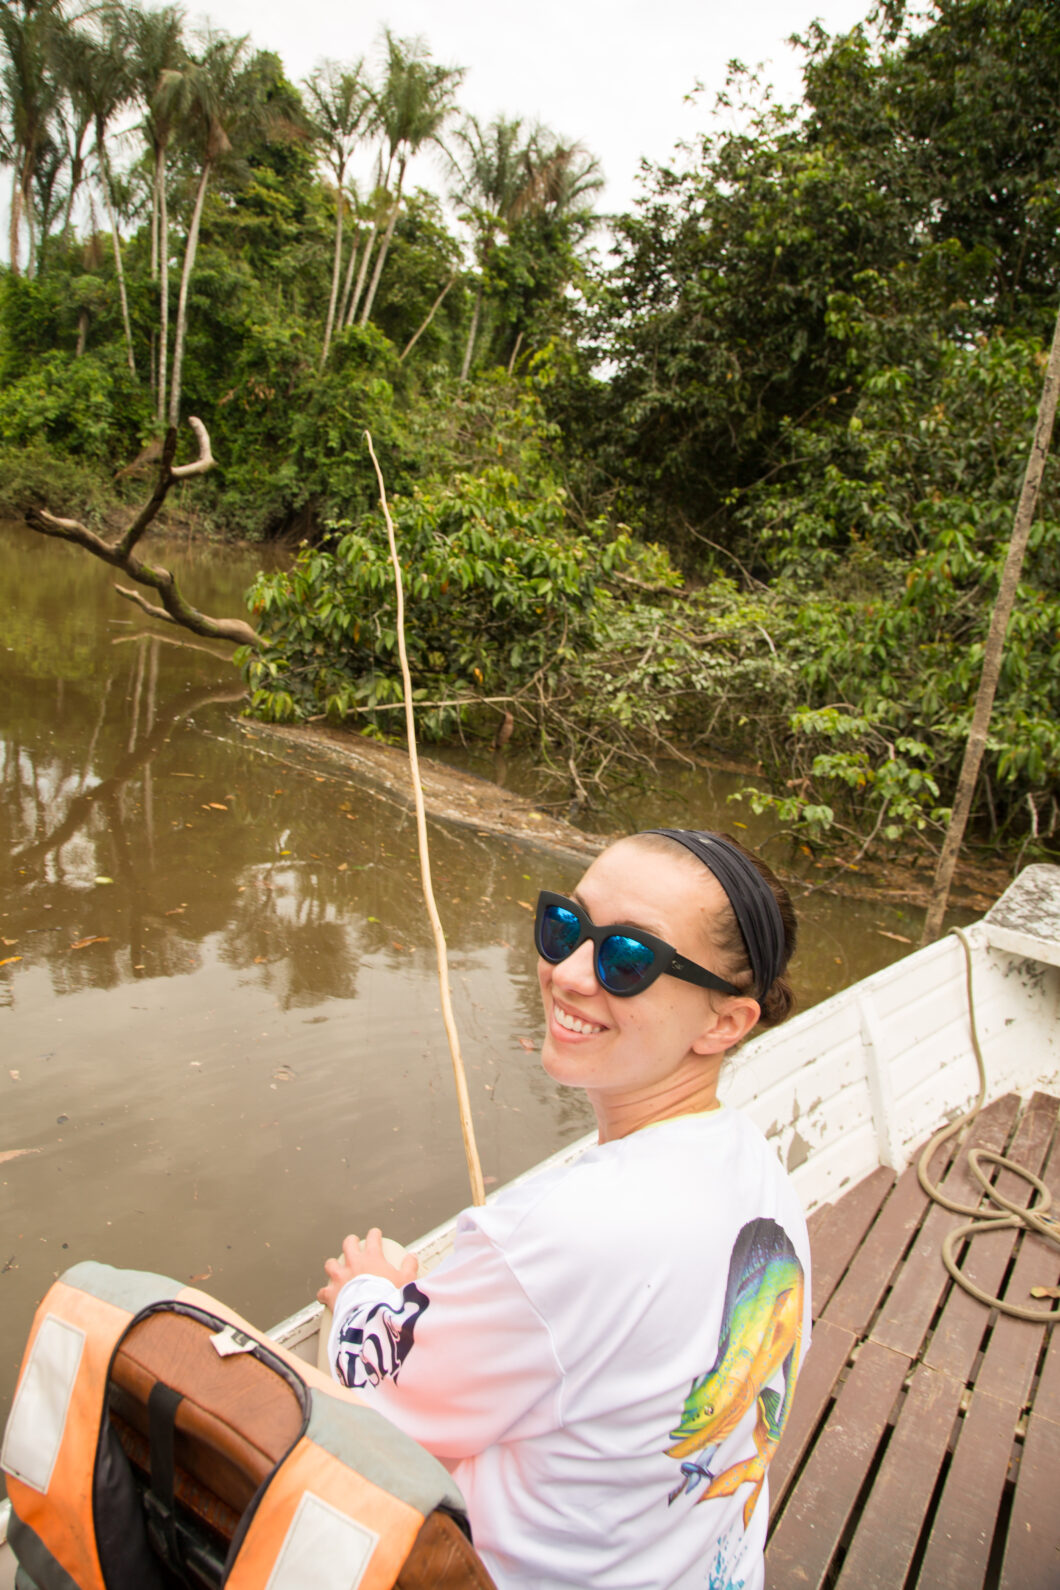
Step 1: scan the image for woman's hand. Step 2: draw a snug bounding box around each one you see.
[317,1228,420,1311]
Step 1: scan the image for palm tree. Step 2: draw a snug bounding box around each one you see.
[46,15,137,371]
[357,31,464,327]
[31,116,66,266]
[87,28,137,375]
[123,1,189,422]
[451,115,531,380]
[518,130,603,219]
[46,16,94,242]
[341,159,384,329]
[1,0,66,276]
[452,121,602,379]
[303,58,372,368]
[167,28,254,427]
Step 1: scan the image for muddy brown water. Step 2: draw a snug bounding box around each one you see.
[0,518,961,1471]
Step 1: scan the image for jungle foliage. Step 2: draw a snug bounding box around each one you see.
[2,0,1059,860]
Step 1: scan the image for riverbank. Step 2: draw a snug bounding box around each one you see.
[249,720,1023,918]
[6,475,1052,912]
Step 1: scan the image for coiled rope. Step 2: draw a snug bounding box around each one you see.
[915,926,1060,1324]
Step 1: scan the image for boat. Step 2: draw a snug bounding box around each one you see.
[268,860,1060,1364]
[3,861,1058,1587]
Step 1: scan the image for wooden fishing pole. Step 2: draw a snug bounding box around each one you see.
[365,432,486,1207]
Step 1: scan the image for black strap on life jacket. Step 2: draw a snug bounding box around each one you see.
[146,1384,183,1568]
[143,1382,221,1590]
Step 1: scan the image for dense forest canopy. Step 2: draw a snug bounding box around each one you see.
[1,0,1058,864]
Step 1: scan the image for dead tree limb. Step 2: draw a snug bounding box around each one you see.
[24,419,262,649]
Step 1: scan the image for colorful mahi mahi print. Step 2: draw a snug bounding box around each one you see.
[666,1217,804,1528]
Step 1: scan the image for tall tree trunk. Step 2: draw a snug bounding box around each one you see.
[920,299,1060,946]
[25,176,37,279]
[150,146,164,281]
[62,134,89,241]
[337,225,361,330]
[320,176,345,370]
[359,158,406,327]
[506,329,524,376]
[106,203,136,377]
[460,284,482,382]
[76,308,89,357]
[168,160,212,429]
[99,137,137,378]
[358,208,394,325]
[345,217,377,328]
[400,272,457,362]
[9,165,22,275]
[157,150,170,426]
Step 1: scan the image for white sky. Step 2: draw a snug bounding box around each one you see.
[2,2,875,265]
[178,0,874,214]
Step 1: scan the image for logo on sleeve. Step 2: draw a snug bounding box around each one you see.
[335,1282,429,1390]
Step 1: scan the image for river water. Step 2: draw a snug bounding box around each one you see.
[0,518,941,1450]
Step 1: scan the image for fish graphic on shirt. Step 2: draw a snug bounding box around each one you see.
[666,1217,804,1528]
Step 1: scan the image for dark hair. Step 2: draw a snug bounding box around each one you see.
[628,831,797,1028]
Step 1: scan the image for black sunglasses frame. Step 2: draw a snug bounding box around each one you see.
[534,891,741,999]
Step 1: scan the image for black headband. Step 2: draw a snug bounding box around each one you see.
[644,829,786,1000]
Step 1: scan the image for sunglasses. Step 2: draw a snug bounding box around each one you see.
[534,891,740,999]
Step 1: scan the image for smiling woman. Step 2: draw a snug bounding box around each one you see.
[318,828,810,1590]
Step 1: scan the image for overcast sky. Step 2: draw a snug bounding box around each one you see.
[176,0,874,215]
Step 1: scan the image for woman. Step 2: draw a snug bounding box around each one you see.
[319,829,810,1590]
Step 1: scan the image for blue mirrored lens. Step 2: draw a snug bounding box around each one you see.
[541,904,582,962]
[599,934,656,993]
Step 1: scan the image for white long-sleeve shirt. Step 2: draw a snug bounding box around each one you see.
[328,1108,811,1590]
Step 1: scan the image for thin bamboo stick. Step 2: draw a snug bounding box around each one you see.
[365,431,486,1207]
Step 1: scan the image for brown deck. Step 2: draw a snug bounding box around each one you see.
[766,1091,1060,1590]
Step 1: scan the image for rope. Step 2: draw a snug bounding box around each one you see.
[915,926,1060,1324]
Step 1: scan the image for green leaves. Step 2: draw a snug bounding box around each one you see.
[245,450,616,728]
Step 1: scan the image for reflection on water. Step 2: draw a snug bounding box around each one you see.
[0,519,956,1462]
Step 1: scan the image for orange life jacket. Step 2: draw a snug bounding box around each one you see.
[1,1262,494,1590]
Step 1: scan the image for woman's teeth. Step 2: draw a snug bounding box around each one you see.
[555,1006,603,1035]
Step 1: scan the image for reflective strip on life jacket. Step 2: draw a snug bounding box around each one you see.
[2,1280,134,1590]
[227,1432,426,1590]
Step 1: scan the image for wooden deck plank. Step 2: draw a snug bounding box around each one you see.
[832,1363,964,1590]
[914,1387,1019,1590]
[975,1094,1060,1405]
[764,1339,908,1590]
[1032,1317,1060,1425]
[923,1091,1057,1385]
[767,1317,855,1518]
[870,1094,1022,1361]
[808,1166,895,1318]
[1000,1405,1060,1590]
[822,1162,929,1338]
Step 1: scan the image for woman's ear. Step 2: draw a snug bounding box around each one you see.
[691,997,760,1055]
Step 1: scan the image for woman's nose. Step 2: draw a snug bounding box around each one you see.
[553,938,600,994]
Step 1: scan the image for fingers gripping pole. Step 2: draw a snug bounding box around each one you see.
[365,432,486,1208]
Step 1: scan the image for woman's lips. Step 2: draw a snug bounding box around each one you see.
[550,997,606,1039]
